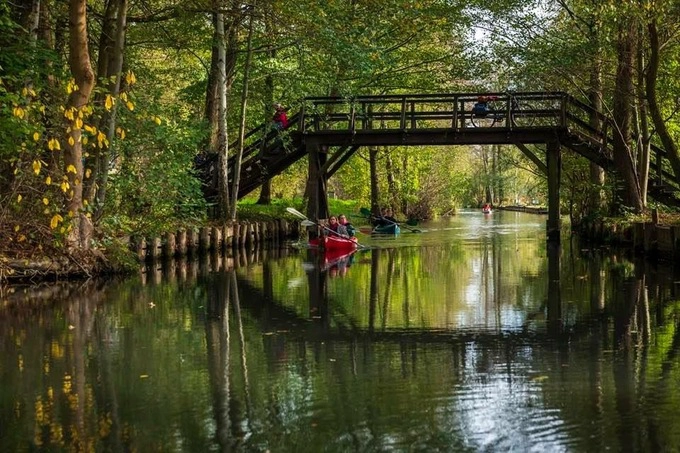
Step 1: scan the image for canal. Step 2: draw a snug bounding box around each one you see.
[2,210,680,451]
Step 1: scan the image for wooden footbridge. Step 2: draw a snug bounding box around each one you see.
[198,91,680,240]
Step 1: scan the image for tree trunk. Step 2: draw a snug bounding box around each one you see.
[588,15,606,213]
[646,19,680,186]
[385,148,397,212]
[229,5,255,221]
[400,155,409,215]
[257,13,275,206]
[636,38,650,208]
[65,0,96,248]
[369,146,380,214]
[28,0,40,42]
[85,0,127,219]
[214,4,230,221]
[206,2,240,154]
[612,20,644,213]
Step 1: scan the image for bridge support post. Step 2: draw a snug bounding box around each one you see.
[306,142,329,226]
[546,140,561,242]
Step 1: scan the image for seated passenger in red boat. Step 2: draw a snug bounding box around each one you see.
[327,215,349,237]
[338,214,356,237]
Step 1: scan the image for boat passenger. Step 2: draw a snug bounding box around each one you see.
[338,214,356,237]
[327,215,349,237]
[375,208,397,226]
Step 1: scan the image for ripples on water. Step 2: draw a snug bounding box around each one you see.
[2,211,680,451]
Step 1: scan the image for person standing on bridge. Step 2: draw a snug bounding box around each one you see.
[272,103,288,130]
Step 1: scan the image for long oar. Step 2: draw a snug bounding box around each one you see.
[359,207,422,233]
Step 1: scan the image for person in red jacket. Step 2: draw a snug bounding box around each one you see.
[272,103,288,130]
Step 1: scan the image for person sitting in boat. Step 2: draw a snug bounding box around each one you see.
[374,208,397,226]
[327,215,349,237]
[338,214,356,237]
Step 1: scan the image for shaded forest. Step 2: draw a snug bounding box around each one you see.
[3,0,680,259]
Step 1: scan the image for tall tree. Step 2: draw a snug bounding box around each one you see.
[85,0,128,218]
[214,0,231,220]
[65,0,96,248]
[612,9,644,212]
[229,3,256,221]
[646,17,680,187]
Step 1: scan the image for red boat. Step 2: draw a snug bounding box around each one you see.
[308,234,359,252]
[311,248,357,275]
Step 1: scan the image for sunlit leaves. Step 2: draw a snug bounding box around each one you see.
[50,214,63,230]
[32,160,42,175]
[105,94,115,110]
[66,80,79,94]
[48,138,61,151]
[97,131,109,148]
[13,106,26,119]
[125,71,137,85]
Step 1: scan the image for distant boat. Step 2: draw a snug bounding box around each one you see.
[482,205,492,214]
[372,223,400,235]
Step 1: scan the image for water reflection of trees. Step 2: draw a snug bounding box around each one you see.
[2,244,680,450]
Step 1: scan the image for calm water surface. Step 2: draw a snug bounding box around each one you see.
[2,210,680,452]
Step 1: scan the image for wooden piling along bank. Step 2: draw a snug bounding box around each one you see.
[578,217,680,260]
[131,219,301,262]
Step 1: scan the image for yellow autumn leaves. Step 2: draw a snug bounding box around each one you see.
[9,70,150,238]
[50,214,64,230]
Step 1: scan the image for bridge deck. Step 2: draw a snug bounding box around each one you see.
[195,91,679,209]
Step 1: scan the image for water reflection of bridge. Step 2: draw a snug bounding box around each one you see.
[144,246,568,343]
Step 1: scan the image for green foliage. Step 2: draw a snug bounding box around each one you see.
[104,113,209,237]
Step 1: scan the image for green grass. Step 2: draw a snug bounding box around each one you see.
[236,198,365,222]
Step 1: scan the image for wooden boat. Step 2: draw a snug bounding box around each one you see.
[372,223,400,235]
[308,234,358,251]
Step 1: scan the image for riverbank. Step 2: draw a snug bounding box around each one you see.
[498,205,548,215]
[576,212,680,260]
[1,219,302,283]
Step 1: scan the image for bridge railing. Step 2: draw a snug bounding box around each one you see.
[562,94,678,192]
[299,92,567,132]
